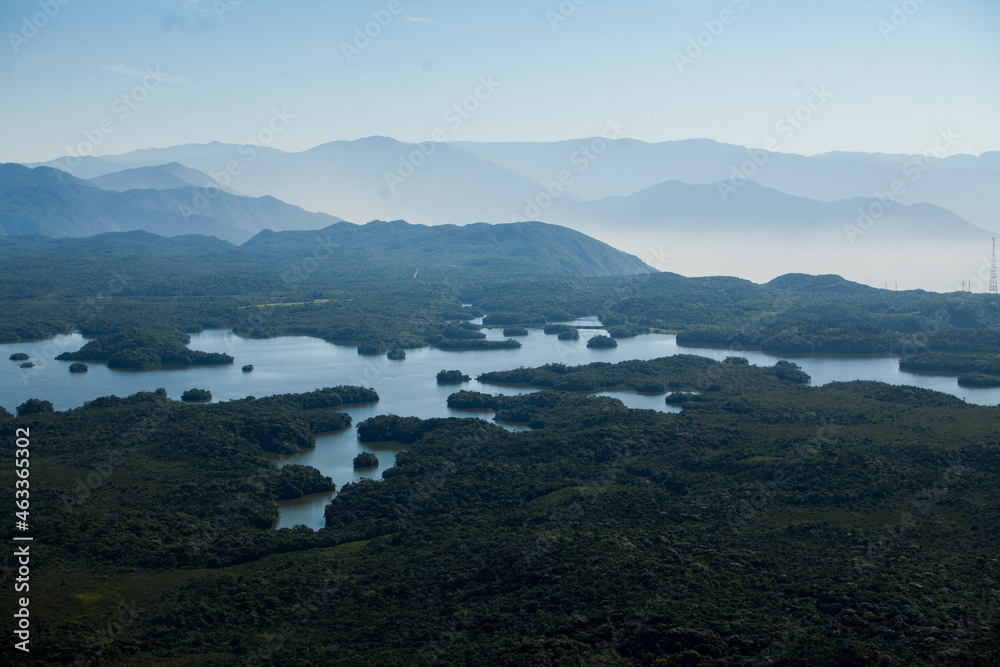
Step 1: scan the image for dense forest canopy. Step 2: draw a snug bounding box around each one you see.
[2,355,997,664]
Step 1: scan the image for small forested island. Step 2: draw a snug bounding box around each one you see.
[181,388,212,402]
[386,349,406,360]
[557,327,580,340]
[68,362,88,373]
[19,361,34,368]
[436,369,470,383]
[586,334,618,348]
[56,328,233,370]
[502,326,529,336]
[958,371,1000,387]
[9,352,28,360]
[352,452,379,468]
[242,364,254,372]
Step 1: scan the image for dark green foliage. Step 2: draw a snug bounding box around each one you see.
[438,305,483,320]
[19,361,33,368]
[958,371,1000,387]
[356,414,423,443]
[357,341,385,355]
[557,327,580,340]
[441,323,486,340]
[478,355,810,393]
[900,352,1000,376]
[242,364,254,372]
[16,398,53,415]
[929,327,1000,351]
[9,352,28,360]
[181,388,212,402]
[386,349,406,360]
[437,369,470,383]
[4,362,1000,665]
[446,390,499,410]
[587,334,618,348]
[56,328,233,369]
[272,465,335,500]
[607,323,646,337]
[543,324,575,335]
[484,312,547,325]
[502,326,529,336]
[353,452,379,469]
[68,362,88,373]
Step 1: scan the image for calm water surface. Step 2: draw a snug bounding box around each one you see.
[2,326,996,528]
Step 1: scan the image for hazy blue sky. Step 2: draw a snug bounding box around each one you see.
[1,0,997,162]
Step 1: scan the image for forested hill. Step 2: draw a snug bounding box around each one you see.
[0,221,653,301]
[242,219,656,278]
[0,163,342,243]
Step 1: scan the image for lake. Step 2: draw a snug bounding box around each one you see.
[3,325,996,528]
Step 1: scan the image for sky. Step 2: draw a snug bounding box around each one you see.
[0,0,998,163]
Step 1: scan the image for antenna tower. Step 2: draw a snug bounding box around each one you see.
[991,237,998,295]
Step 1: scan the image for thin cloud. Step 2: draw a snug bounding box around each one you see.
[405,16,435,23]
[100,64,190,84]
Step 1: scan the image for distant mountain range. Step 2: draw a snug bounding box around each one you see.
[87,162,242,195]
[15,136,999,290]
[555,178,988,245]
[30,136,998,232]
[0,163,340,243]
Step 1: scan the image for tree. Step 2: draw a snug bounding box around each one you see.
[437,369,470,383]
[181,388,212,402]
[353,452,379,468]
[17,398,53,416]
[586,335,618,348]
[69,362,89,373]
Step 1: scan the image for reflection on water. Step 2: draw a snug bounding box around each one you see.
[2,326,997,529]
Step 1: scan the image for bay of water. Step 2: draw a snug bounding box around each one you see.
[2,326,996,528]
